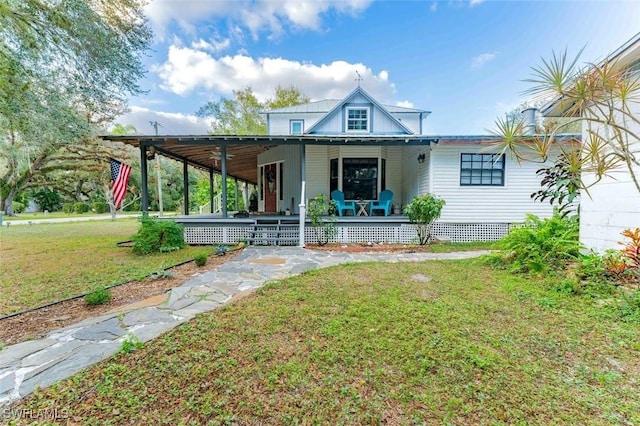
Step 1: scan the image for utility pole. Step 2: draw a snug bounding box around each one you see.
[150,121,163,217]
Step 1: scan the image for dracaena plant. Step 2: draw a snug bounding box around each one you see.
[492,48,640,202]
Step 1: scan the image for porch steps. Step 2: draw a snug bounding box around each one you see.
[247,218,300,246]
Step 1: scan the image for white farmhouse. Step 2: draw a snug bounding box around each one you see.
[105,85,572,244]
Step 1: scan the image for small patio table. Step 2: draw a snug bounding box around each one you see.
[356,200,369,216]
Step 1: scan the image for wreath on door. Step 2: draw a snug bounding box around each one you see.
[266,169,275,193]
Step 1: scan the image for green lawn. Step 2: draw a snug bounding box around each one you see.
[0,220,205,316]
[14,260,640,425]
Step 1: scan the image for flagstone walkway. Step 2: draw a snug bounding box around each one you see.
[0,246,489,408]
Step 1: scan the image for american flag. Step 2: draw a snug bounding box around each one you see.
[110,158,132,209]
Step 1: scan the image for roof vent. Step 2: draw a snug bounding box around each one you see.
[521,107,537,135]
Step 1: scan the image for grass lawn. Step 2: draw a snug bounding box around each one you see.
[15,259,640,425]
[0,220,206,316]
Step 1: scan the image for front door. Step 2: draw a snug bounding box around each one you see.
[264,163,277,212]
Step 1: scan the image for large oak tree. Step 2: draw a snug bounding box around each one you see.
[0,0,152,215]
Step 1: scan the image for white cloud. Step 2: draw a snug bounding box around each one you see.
[191,37,232,53]
[469,0,485,6]
[153,45,397,103]
[117,106,211,135]
[430,2,438,12]
[145,0,372,39]
[470,52,497,70]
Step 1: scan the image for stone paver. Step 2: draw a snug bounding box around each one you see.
[0,246,490,407]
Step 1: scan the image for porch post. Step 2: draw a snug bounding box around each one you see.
[243,181,249,211]
[221,143,228,218]
[299,143,306,247]
[300,144,306,182]
[209,169,214,214]
[234,177,239,211]
[183,160,189,215]
[298,180,306,247]
[140,145,149,213]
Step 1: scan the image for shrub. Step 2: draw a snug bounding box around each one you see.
[91,201,109,214]
[132,217,185,255]
[491,213,581,274]
[12,201,25,214]
[73,202,90,214]
[403,193,446,245]
[32,188,62,211]
[194,252,208,267]
[308,194,337,246]
[85,286,112,305]
[62,203,75,214]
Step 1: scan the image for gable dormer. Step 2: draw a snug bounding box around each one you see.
[306,86,414,135]
[262,87,430,135]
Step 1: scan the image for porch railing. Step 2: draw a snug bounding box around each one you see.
[198,193,223,215]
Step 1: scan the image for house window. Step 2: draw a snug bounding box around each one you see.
[346,107,369,132]
[342,158,379,200]
[460,153,505,186]
[290,120,303,135]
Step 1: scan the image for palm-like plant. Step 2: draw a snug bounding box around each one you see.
[492,48,640,198]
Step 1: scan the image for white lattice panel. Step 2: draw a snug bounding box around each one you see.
[184,226,252,244]
[185,222,513,245]
[431,222,510,242]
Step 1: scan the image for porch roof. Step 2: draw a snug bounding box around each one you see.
[100,134,439,184]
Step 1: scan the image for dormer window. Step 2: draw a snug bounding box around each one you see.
[290,120,304,135]
[346,107,369,132]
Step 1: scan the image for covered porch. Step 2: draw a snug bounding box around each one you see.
[101,134,510,245]
[101,134,437,216]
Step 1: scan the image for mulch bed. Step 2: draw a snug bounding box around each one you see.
[0,251,240,347]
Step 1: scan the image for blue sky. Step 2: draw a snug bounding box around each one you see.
[119,0,640,135]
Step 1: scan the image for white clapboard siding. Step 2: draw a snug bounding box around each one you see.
[385,147,402,206]
[430,145,557,223]
[401,146,428,206]
[305,145,329,200]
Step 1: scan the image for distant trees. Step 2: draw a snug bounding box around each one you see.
[197,85,310,135]
[0,0,152,215]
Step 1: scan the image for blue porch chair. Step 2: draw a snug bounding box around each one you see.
[369,190,393,216]
[330,190,356,216]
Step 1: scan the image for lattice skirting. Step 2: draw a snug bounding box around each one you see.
[184,222,516,245]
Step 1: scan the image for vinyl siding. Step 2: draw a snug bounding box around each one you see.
[430,145,557,223]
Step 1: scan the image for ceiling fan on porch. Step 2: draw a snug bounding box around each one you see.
[209,147,235,165]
